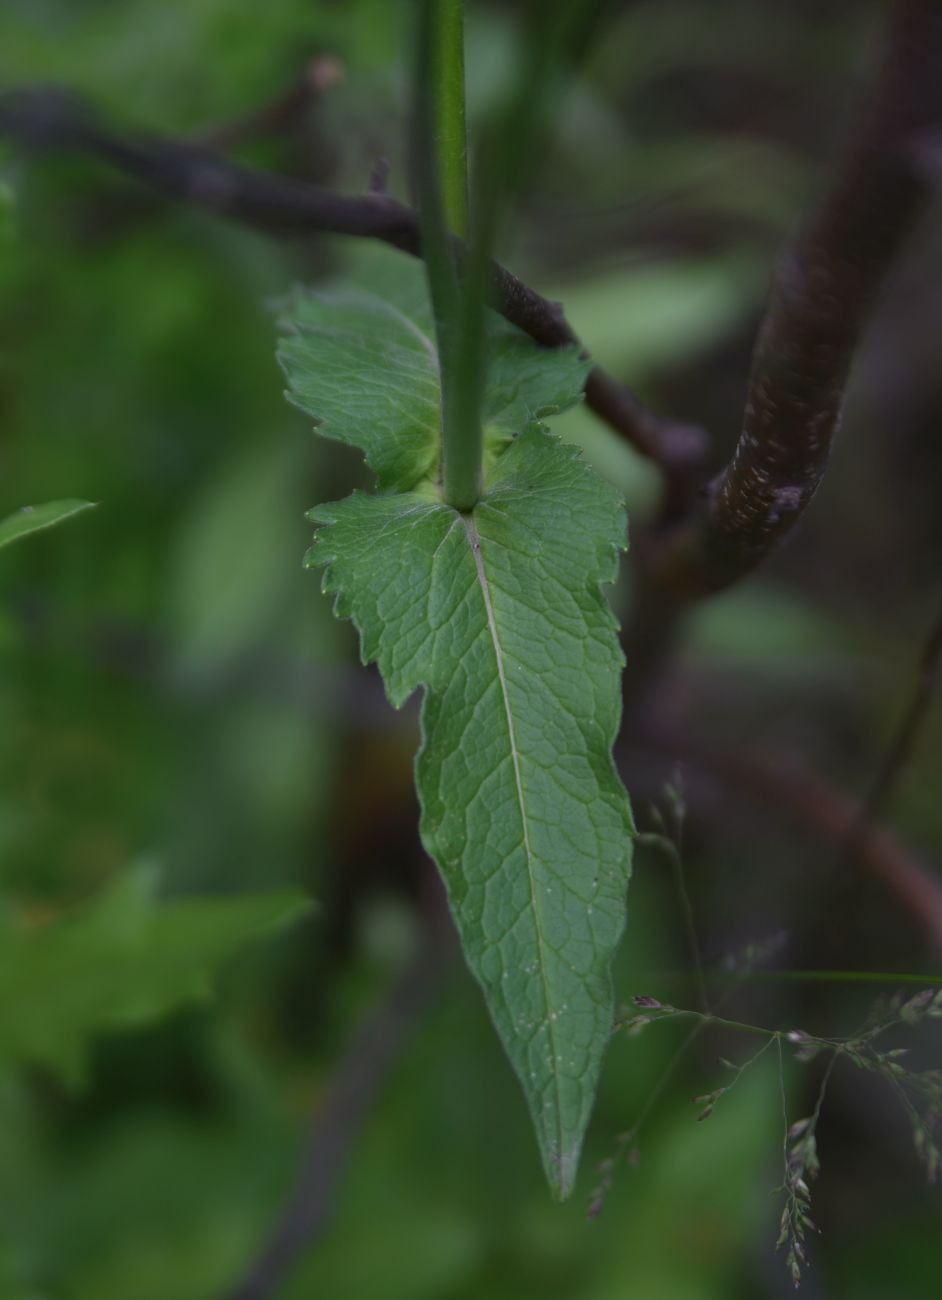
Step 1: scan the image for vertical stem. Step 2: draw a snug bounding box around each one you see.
[415,0,482,513]
[417,0,603,513]
[430,0,469,239]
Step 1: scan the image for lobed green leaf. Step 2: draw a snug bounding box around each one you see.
[310,426,633,1196]
[277,256,588,493]
[281,251,632,1195]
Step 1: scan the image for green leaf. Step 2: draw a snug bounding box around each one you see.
[277,256,588,492]
[310,424,633,1197]
[0,868,311,1083]
[280,250,632,1194]
[0,499,97,551]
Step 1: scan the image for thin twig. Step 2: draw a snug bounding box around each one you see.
[585,1017,702,1219]
[589,962,779,1218]
[859,591,942,825]
[638,829,710,1015]
[0,84,701,480]
[192,55,345,152]
[708,968,942,988]
[222,889,453,1300]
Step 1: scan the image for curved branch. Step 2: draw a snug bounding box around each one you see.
[645,0,942,598]
[0,84,703,479]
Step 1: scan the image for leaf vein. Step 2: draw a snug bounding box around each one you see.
[461,511,565,1166]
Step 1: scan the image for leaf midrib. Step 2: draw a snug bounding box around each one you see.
[460,510,565,1171]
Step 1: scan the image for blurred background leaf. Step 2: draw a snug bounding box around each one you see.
[0,866,310,1082]
[0,499,96,551]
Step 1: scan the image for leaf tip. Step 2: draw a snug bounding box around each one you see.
[545,1140,581,1202]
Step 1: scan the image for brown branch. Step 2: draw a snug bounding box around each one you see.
[0,84,702,480]
[644,0,942,600]
[222,884,454,1300]
[627,731,942,952]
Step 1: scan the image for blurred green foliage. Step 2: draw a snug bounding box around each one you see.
[0,866,308,1082]
[1,1,939,1297]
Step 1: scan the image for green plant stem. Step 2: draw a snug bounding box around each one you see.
[670,1010,779,1042]
[633,964,942,989]
[710,969,942,988]
[438,0,609,513]
[638,831,710,1014]
[430,0,469,239]
[627,1004,907,1056]
[414,0,482,513]
[619,1021,703,1144]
